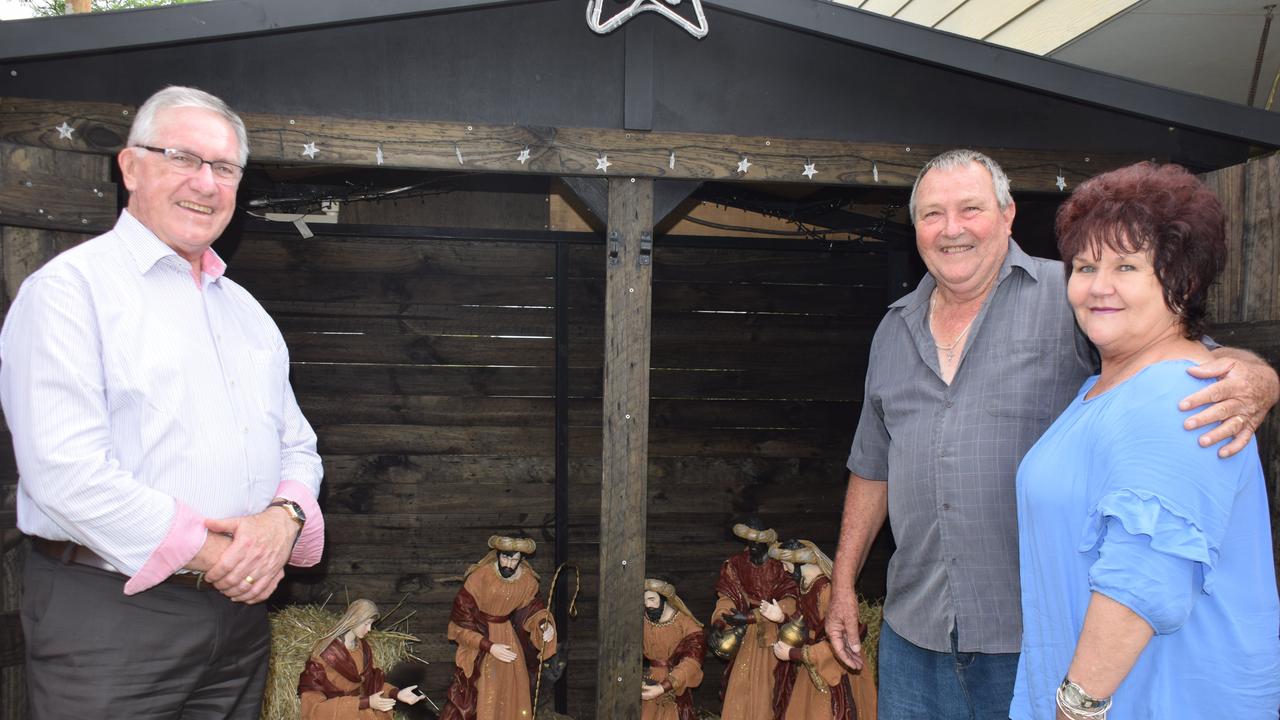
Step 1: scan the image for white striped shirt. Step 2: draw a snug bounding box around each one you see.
[1,211,323,591]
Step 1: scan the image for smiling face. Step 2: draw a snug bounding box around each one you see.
[1067,241,1181,359]
[117,106,241,262]
[913,162,1016,298]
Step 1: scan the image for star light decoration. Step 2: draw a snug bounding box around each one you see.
[376,145,385,166]
[55,121,75,140]
[802,161,818,180]
[301,142,319,159]
[596,154,612,173]
[736,156,752,174]
[1055,173,1067,192]
[517,147,531,165]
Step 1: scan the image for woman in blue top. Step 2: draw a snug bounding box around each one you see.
[1011,162,1280,720]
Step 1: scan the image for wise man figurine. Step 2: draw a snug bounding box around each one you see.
[710,517,799,720]
[440,535,558,720]
[767,539,876,720]
[642,577,706,720]
[296,598,425,719]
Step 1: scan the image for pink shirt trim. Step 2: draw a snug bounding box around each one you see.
[188,248,227,288]
[124,500,206,595]
[276,479,325,567]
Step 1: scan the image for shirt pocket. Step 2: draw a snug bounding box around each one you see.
[982,341,1056,419]
[246,348,289,428]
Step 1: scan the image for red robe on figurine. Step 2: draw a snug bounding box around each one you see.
[711,523,800,720]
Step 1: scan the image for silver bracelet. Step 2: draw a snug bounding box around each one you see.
[1056,678,1112,719]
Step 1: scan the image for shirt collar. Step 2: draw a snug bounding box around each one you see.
[889,236,1039,312]
[115,209,227,283]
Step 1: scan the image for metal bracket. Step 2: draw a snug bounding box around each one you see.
[608,230,621,267]
[638,231,652,266]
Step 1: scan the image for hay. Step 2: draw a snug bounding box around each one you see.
[262,602,420,720]
[858,597,884,685]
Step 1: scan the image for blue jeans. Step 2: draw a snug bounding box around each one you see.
[878,620,1019,720]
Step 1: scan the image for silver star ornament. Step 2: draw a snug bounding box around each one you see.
[301,142,319,159]
[55,121,75,140]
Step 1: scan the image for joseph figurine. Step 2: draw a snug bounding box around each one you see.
[440,535,558,720]
[711,519,799,720]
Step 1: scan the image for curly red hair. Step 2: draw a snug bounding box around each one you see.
[1056,162,1226,339]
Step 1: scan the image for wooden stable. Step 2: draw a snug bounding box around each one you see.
[1,1,1278,718]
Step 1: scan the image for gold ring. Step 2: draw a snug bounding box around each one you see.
[243,575,255,585]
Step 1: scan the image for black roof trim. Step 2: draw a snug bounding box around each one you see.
[0,0,525,61]
[2,0,1276,148]
[709,0,1280,148]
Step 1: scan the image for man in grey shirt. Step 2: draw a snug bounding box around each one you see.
[822,149,1277,719]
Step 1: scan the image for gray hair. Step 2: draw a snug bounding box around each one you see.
[908,149,1013,221]
[126,85,249,166]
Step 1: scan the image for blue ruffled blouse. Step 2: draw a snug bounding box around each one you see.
[1011,361,1280,719]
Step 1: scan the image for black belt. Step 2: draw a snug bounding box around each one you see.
[33,538,209,590]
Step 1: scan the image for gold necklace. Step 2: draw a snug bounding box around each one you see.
[930,289,979,363]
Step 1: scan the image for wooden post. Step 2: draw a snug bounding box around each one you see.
[595,177,654,720]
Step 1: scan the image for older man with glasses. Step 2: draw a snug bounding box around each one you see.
[0,85,325,719]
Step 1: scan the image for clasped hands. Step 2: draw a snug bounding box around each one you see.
[190,503,301,604]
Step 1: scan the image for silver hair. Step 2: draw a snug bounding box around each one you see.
[126,86,249,166]
[908,149,1013,221]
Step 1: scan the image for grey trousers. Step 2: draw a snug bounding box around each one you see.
[22,547,271,720]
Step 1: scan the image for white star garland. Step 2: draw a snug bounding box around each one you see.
[376,145,385,166]
[517,147,531,165]
[301,142,319,159]
[737,156,752,174]
[1055,172,1067,191]
[802,161,818,180]
[596,154,611,173]
[55,121,75,140]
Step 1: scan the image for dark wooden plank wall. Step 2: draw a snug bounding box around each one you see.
[1201,152,1280,592]
[226,223,887,717]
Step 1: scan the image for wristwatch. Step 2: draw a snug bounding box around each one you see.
[1058,677,1112,715]
[269,499,306,529]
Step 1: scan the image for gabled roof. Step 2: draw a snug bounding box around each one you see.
[1,0,1275,159]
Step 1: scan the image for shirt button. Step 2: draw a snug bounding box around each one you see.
[944,400,953,408]
[243,426,249,434]
[229,379,236,387]
[942,503,951,510]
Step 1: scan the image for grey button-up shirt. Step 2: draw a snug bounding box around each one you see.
[848,239,1096,654]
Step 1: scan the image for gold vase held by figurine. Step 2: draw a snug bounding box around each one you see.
[778,615,808,648]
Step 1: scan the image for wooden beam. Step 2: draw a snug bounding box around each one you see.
[0,96,1151,191]
[653,180,701,226]
[560,177,609,226]
[596,177,654,720]
[0,141,116,232]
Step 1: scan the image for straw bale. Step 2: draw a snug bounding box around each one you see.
[261,603,420,720]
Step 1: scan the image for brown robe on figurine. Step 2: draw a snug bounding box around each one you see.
[712,523,799,720]
[441,536,558,720]
[298,599,422,720]
[642,578,707,720]
[769,541,877,720]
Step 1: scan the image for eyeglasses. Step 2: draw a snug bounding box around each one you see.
[135,146,244,185]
